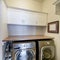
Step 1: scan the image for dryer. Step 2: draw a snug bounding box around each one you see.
[38,40,55,60]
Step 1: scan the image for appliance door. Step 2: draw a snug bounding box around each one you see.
[41,46,55,60]
[13,49,36,60]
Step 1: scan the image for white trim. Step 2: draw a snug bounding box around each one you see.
[53,0,60,5]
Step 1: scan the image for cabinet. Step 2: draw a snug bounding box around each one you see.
[7,8,48,26]
[53,0,60,15]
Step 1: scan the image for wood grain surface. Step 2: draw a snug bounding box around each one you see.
[3,35,54,41]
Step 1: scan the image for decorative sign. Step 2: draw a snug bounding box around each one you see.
[48,21,59,33]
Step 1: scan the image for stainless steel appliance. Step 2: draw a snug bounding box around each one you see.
[38,40,55,60]
[3,42,13,60]
[12,42,36,60]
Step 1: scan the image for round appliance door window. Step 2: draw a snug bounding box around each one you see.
[42,48,52,60]
[15,49,35,60]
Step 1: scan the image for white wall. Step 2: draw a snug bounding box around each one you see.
[8,25,46,36]
[5,0,42,12]
[42,0,60,60]
[0,0,3,60]
[1,0,8,39]
[0,0,8,60]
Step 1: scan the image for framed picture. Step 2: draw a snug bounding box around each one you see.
[48,21,59,33]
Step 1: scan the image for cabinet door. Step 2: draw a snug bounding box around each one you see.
[33,13,47,26]
[7,9,22,24]
[34,13,42,26]
[39,13,47,26]
[19,10,36,25]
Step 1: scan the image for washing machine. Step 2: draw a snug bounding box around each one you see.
[38,40,55,60]
[12,42,36,60]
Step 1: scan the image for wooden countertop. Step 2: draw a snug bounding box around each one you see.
[3,35,54,42]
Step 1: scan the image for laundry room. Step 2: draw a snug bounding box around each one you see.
[0,0,60,60]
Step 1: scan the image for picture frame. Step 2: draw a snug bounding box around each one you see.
[48,21,59,33]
